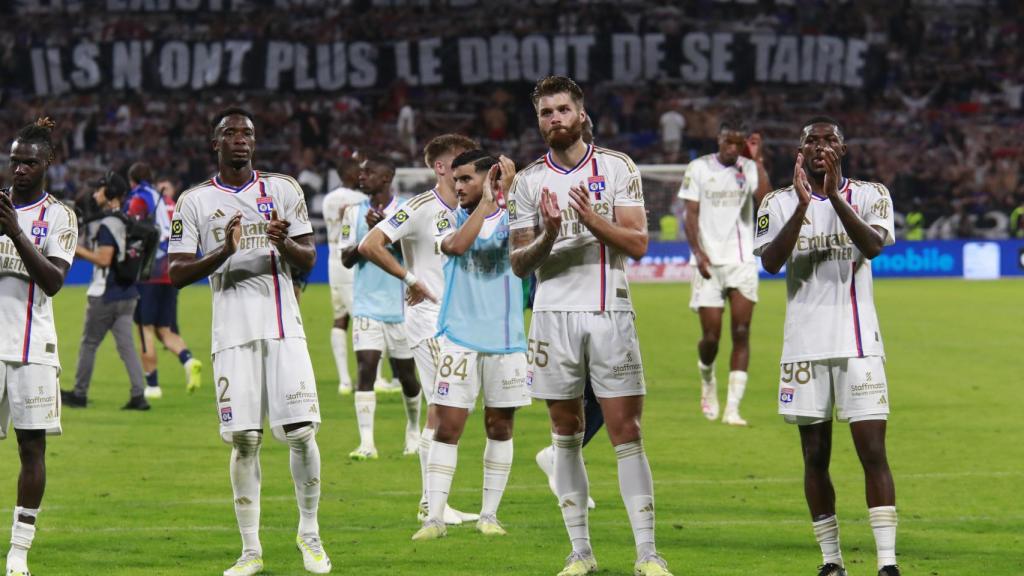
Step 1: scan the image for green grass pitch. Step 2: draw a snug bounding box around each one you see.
[2,279,1022,575]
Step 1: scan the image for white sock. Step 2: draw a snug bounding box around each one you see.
[812,515,843,567]
[285,426,321,537]
[552,432,590,554]
[403,390,422,435]
[869,506,898,569]
[426,441,458,522]
[482,438,513,517]
[698,360,715,385]
[330,327,351,387]
[7,507,38,569]
[230,432,263,556]
[418,427,435,506]
[615,440,657,559]
[726,371,748,412]
[354,391,376,449]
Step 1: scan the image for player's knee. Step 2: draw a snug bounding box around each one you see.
[551,414,584,436]
[232,431,262,457]
[700,330,720,346]
[484,416,513,441]
[434,422,462,444]
[284,425,316,450]
[857,440,889,471]
[802,443,830,471]
[732,323,751,344]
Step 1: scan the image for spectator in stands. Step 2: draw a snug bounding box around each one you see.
[659,102,686,163]
[62,172,150,411]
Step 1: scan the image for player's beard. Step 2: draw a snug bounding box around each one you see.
[543,119,583,151]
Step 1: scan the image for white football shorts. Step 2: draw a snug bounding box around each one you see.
[431,338,531,410]
[689,261,759,311]
[528,311,645,400]
[351,316,413,359]
[778,356,889,425]
[0,361,61,439]
[412,336,441,404]
[212,338,321,442]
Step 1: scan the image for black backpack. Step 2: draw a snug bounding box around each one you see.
[111,213,160,285]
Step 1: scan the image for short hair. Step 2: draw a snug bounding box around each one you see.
[450,149,496,173]
[531,75,585,110]
[719,114,749,135]
[128,162,152,184]
[98,171,129,200]
[802,116,844,142]
[210,107,255,134]
[423,134,478,168]
[336,155,361,176]
[363,153,395,175]
[15,117,56,158]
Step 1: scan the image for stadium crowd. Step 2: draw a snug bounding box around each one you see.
[1,0,1022,237]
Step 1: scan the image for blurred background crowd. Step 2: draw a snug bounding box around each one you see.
[1,0,1022,239]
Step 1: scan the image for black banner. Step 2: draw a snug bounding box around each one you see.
[17,32,882,96]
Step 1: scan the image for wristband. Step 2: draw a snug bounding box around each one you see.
[402,271,418,287]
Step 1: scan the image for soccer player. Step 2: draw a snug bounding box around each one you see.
[1,118,78,576]
[411,150,530,541]
[357,134,479,525]
[321,156,367,395]
[125,163,202,399]
[509,76,672,576]
[339,154,422,461]
[754,117,899,576]
[168,107,330,575]
[679,118,770,426]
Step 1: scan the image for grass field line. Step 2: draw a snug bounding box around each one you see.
[32,513,1024,534]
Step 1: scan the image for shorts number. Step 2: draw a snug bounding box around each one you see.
[438,355,468,379]
[526,339,550,368]
[781,362,811,385]
[217,377,231,403]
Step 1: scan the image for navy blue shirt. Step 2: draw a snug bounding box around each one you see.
[96,224,139,302]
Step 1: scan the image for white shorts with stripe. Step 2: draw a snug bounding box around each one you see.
[778,356,889,425]
[0,361,61,439]
[528,311,645,400]
[431,338,531,410]
[212,338,320,442]
[412,336,441,404]
[689,261,759,311]
[351,317,413,359]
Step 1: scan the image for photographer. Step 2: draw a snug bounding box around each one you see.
[60,172,150,411]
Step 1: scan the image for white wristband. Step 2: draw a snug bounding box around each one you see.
[402,271,418,287]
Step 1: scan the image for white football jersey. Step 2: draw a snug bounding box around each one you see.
[508,144,643,312]
[753,178,895,362]
[678,153,759,266]
[168,171,313,354]
[0,193,77,368]
[376,187,456,345]
[322,185,367,287]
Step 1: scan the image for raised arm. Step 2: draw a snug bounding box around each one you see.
[0,194,69,296]
[510,187,561,278]
[169,212,241,288]
[759,155,810,275]
[442,164,501,257]
[821,147,885,259]
[567,183,648,260]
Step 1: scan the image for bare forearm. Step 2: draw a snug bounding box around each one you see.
[754,162,771,205]
[441,204,491,256]
[683,208,705,261]
[11,233,65,295]
[511,227,555,278]
[584,215,648,260]
[276,236,316,271]
[169,249,230,288]
[830,196,883,258]
[358,230,406,278]
[761,204,808,274]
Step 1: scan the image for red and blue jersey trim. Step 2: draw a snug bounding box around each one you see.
[258,181,285,338]
[22,203,48,362]
[544,144,593,175]
[846,181,864,357]
[212,170,260,194]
